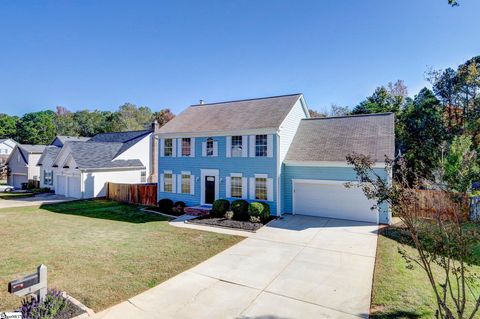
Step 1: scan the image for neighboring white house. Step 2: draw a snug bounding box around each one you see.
[53,130,152,199]
[37,136,91,190]
[7,144,47,189]
[0,138,17,163]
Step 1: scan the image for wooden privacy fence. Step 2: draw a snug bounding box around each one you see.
[106,182,157,206]
[410,189,469,221]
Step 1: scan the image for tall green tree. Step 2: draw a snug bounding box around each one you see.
[351,80,408,115]
[16,111,57,144]
[397,88,446,181]
[0,114,18,139]
[73,110,112,137]
[114,103,154,131]
[55,106,78,136]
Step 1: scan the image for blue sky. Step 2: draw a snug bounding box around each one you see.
[0,0,478,116]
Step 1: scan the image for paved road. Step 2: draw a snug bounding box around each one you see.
[95,215,378,319]
[0,194,74,209]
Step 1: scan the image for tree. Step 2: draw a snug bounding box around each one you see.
[397,88,446,181]
[55,106,78,136]
[114,103,154,131]
[153,109,175,127]
[329,104,350,116]
[16,111,56,144]
[73,110,112,137]
[308,109,327,118]
[346,153,480,319]
[352,81,408,115]
[0,114,18,139]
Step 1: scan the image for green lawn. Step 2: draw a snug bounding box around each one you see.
[371,225,480,318]
[0,192,34,200]
[0,200,242,312]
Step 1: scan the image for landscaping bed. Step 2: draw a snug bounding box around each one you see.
[189,215,275,232]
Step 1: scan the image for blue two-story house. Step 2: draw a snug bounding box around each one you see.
[156,94,394,224]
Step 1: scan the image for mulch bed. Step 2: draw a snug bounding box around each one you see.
[189,216,276,232]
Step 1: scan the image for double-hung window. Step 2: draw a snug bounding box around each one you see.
[255,135,268,157]
[164,173,173,192]
[141,170,146,183]
[206,138,214,156]
[231,176,242,198]
[164,139,173,156]
[231,136,243,157]
[44,170,53,186]
[181,173,191,194]
[255,177,268,200]
[181,138,191,157]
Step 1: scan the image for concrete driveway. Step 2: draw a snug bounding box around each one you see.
[0,194,74,209]
[95,215,378,319]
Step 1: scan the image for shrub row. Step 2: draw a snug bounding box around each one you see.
[212,199,270,222]
[157,198,186,214]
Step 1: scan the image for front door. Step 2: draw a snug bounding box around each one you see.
[205,176,215,204]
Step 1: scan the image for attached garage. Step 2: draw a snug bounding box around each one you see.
[67,176,82,198]
[12,174,28,189]
[292,180,378,223]
[57,176,67,196]
[282,113,395,225]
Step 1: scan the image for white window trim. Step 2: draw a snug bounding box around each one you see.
[226,173,245,199]
[250,174,273,201]
[161,170,175,193]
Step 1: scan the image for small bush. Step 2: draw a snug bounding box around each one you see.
[158,198,174,212]
[224,211,234,220]
[20,289,67,319]
[211,199,230,218]
[231,199,249,221]
[248,202,270,222]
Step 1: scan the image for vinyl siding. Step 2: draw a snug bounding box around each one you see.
[282,165,390,224]
[158,135,278,214]
[278,99,308,163]
[114,133,152,179]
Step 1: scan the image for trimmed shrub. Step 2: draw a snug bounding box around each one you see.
[248,202,271,222]
[224,211,234,220]
[231,199,249,221]
[158,198,174,212]
[211,199,230,218]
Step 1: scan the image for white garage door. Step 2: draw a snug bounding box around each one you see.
[56,176,67,196]
[13,175,28,189]
[293,180,378,223]
[67,176,82,199]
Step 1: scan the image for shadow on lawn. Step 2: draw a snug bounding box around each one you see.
[380,224,480,266]
[40,199,170,224]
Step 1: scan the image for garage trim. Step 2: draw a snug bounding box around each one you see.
[291,179,378,224]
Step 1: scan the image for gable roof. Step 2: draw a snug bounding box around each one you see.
[285,113,395,163]
[65,141,144,169]
[18,144,47,154]
[37,146,61,166]
[157,94,305,135]
[89,130,152,156]
[53,136,90,145]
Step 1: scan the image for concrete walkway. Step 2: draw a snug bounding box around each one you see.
[0,194,75,209]
[95,215,378,319]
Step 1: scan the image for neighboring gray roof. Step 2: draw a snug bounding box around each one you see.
[285,113,395,163]
[157,94,304,134]
[89,130,152,156]
[66,141,144,169]
[55,136,90,144]
[37,146,61,166]
[18,144,47,154]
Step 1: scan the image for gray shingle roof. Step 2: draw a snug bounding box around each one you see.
[66,141,144,169]
[38,146,61,166]
[89,130,152,156]
[285,113,395,163]
[18,144,47,154]
[157,94,303,134]
[55,136,90,144]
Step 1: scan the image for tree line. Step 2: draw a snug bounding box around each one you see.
[0,104,175,145]
[310,55,480,184]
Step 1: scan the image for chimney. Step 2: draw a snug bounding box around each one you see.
[199,99,205,105]
[151,119,159,132]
